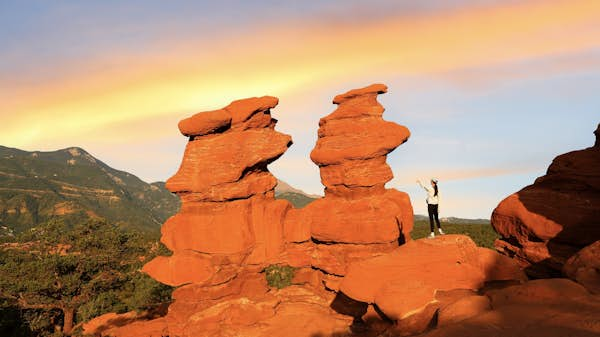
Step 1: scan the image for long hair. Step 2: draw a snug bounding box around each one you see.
[433,182,438,197]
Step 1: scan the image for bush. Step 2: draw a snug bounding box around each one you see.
[264,265,295,289]
[411,220,499,248]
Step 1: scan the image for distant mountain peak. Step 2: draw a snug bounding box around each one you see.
[0,145,179,233]
[275,179,321,198]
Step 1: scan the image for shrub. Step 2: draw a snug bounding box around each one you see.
[264,265,295,289]
[411,220,499,248]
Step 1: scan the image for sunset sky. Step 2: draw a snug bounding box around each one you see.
[1,0,599,218]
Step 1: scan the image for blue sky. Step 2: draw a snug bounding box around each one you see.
[1,0,599,218]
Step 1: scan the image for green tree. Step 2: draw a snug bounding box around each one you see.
[0,220,171,336]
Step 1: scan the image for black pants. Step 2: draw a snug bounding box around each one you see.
[428,204,441,232]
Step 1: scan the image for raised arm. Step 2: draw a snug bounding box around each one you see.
[416,179,431,192]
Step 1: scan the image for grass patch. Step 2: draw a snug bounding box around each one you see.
[264,265,295,289]
[411,220,499,249]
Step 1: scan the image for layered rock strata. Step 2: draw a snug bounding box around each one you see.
[420,278,600,337]
[491,124,600,278]
[96,85,420,336]
[283,84,414,285]
[143,96,292,287]
[339,235,527,336]
[563,240,600,294]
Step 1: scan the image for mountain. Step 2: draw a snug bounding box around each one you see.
[274,180,320,208]
[274,180,321,198]
[0,146,179,233]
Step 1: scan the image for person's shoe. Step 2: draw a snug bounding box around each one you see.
[438,228,445,235]
[428,232,435,239]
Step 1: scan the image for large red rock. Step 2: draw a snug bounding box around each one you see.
[298,84,414,283]
[178,109,231,137]
[419,279,600,337]
[160,199,254,254]
[340,235,484,306]
[319,156,393,189]
[492,124,600,278]
[563,240,600,294]
[311,241,398,276]
[139,96,296,336]
[226,95,278,125]
[83,305,169,337]
[436,294,491,327]
[305,190,409,244]
[311,119,409,165]
[165,129,291,196]
[338,235,526,335]
[142,250,214,287]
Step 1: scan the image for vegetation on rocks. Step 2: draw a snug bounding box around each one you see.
[411,220,499,248]
[264,265,295,289]
[275,191,316,208]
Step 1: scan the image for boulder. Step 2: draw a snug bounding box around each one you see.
[563,240,600,294]
[419,279,600,337]
[178,109,231,137]
[492,124,600,278]
[339,235,525,335]
[437,295,491,327]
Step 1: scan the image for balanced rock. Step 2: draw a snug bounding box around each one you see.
[492,124,600,278]
[285,84,413,281]
[143,96,292,288]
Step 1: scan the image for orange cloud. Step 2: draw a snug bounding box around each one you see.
[1,0,599,149]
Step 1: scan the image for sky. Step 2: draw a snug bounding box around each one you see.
[1,0,599,218]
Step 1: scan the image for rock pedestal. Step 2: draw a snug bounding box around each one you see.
[140,96,295,334]
[283,84,414,287]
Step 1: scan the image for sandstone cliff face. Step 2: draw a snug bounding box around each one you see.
[491,124,600,279]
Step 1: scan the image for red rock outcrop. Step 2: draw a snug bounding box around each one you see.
[563,240,600,294]
[283,84,414,286]
[338,235,526,336]
[420,278,600,337]
[491,124,600,278]
[143,96,292,288]
[132,96,309,336]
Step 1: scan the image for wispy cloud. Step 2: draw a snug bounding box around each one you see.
[391,165,540,186]
[1,0,599,150]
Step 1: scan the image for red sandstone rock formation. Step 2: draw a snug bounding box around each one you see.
[143,96,292,288]
[338,234,526,335]
[283,84,414,288]
[491,124,600,278]
[563,240,600,294]
[84,89,599,337]
[420,278,600,337]
[131,96,307,336]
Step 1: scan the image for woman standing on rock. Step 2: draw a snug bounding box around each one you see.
[417,178,444,238]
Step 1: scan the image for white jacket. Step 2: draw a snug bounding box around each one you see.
[418,181,440,205]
